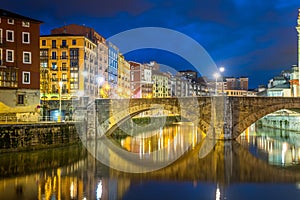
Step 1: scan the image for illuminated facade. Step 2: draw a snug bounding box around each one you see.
[0,9,42,117]
[107,42,119,98]
[129,61,153,98]
[152,70,170,98]
[51,24,109,98]
[117,54,131,98]
[293,9,300,96]
[40,34,97,100]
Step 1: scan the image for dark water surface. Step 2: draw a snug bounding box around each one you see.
[0,123,300,200]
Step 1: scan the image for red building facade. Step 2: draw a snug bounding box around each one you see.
[0,9,42,117]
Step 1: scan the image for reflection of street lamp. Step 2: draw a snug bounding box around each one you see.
[219,67,225,95]
[59,81,63,121]
[213,73,220,95]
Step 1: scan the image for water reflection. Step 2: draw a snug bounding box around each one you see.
[239,124,300,166]
[1,124,300,199]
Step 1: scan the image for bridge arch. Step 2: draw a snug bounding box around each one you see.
[232,98,300,138]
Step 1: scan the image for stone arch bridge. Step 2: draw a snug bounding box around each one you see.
[94,96,300,139]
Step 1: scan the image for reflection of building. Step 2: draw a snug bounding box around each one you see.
[129,61,153,98]
[0,9,42,117]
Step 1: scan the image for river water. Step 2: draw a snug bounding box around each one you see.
[0,123,300,200]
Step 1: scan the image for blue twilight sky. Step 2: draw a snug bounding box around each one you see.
[2,0,300,89]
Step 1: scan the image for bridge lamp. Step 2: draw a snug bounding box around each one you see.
[213,73,220,95]
[219,67,225,94]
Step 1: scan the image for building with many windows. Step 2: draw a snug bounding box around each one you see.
[130,61,153,98]
[107,42,119,98]
[51,24,109,98]
[0,9,42,118]
[152,70,170,98]
[40,34,97,102]
[117,54,130,98]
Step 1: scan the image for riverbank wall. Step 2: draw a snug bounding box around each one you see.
[0,122,81,153]
[256,115,300,132]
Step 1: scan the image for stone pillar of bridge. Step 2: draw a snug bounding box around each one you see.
[95,99,112,137]
[208,96,234,140]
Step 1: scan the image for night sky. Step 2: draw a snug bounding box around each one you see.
[2,0,300,89]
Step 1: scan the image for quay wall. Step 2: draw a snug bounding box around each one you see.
[257,115,300,132]
[0,122,81,153]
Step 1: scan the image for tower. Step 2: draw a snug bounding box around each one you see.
[296,8,300,96]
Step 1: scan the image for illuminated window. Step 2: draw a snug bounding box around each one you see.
[22,21,30,27]
[23,52,31,64]
[22,71,30,84]
[6,49,14,62]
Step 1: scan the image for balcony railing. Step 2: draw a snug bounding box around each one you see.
[50,56,57,60]
[60,45,68,48]
[60,56,68,60]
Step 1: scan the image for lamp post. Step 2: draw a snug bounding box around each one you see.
[59,81,63,121]
[219,67,225,95]
[96,76,105,98]
[213,73,220,96]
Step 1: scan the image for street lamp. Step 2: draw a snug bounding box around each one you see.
[213,72,220,95]
[96,76,105,98]
[219,67,225,95]
[59,81,63,121]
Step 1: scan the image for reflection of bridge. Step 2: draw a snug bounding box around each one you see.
[108,140,300,184]
[95,97,300,139]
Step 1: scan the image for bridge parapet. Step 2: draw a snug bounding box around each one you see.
[93,96,300,139]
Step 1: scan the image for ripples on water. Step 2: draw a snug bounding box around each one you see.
[0,123,300,199]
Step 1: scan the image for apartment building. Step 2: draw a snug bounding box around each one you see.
[130,61,153,98]
[0,9,42,117]
[40,34,97,100]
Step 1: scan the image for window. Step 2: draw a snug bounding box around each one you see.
[52,40,56,48]
[0,29,2,44]
[8,19,14,25]
[61,51,67,59]
[22,71,30,84]
[17,94,24,105]
[22,21,30,27]
[23,52,31,64]
[62,73,67,81]
[61,40,67,47]
[22,32,30,44]
[6,50,14,62]
[42,40,46,46]
[6,30,14,42]
[62,63,67,71]
[0,48,2,65]
[51,62,57,70]
[72,39,76,45]
[51,51,57,59]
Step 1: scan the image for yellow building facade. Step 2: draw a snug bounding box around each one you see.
[40,35,97,100]
[117,54,131,98]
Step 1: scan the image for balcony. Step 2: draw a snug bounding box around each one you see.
[60,56,68,60]
[60,45,68,48]
[70,56,79,60]
[50,56,58,60]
